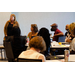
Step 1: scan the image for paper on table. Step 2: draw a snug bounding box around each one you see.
[51,41,70,47]
[65,44,70,47]
[51,41,60,47]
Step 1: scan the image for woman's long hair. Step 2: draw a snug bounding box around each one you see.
[38,27,50,47]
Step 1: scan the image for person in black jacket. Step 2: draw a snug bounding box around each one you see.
[38,27,51,57]
[12,26,27,58]
[4,26,27,58]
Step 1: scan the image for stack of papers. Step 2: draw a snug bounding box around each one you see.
[51,41,60,47]
[51,41,70,47]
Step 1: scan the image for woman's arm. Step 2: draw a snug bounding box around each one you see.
[4,21,9,36]
[54,32,64,37]
[27,32,31,40]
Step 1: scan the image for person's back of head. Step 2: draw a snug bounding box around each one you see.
[12,26,21,37]
[38,27,49,36]
[29,36,46,52]
[38,27,50,46]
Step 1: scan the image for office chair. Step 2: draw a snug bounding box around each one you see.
[17,58,42,62]
[4,42,17,62]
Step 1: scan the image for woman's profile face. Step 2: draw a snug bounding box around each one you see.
[10,15,15,21]
[31,26,34,32]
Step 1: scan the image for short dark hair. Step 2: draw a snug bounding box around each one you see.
[12,26,21,36]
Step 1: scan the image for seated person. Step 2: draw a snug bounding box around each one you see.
[50,23,64,42]
[38,27,51,56]
[28,24,38,40]
[65,24,71,43]
[4,26,27,58]
[69,23,75,53]
[65,24,69,36]
[18,36,46,62]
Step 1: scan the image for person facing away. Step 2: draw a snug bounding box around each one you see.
[50,23,64,42]
[38,27,51,56]
[18,36,46,62]
[28,24,38,40]
[5,26,27,58]
[4,14,19,40]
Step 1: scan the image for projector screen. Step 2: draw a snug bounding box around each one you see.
[0,12,75,44]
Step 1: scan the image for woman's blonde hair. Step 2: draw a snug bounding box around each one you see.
[31,24,38,32]
[10,14,16,22]
[69,22,75,35]
[29,36,46,52]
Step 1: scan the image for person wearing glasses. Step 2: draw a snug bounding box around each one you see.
[50,23,64,42]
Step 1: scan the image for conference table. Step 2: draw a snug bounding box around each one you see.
[50,42,70,55]
[26,42,70,49]
[0,42,70,60]
[0,45,6,60]
[50,42,70,49]
[0,44,75,62]
[50,45,69,49]
[46,54,75,62]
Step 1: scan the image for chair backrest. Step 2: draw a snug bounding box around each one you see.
[5,42,14,60]
[17,58,42,62]
[58,36,66,42]
[20,36,27,42]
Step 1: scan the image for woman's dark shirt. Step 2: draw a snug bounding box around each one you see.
[7,22,13,36]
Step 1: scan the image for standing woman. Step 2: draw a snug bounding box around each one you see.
[4,14,19,38]
[28,24,38,40]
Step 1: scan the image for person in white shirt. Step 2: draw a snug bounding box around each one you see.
[19,36,46,62]
[65,24,72,43]
[69,23,75,54]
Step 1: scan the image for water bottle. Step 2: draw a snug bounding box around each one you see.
[26,36,29,46]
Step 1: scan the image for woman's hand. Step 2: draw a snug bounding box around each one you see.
[66,39,71,43]
[5,35,7,36]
